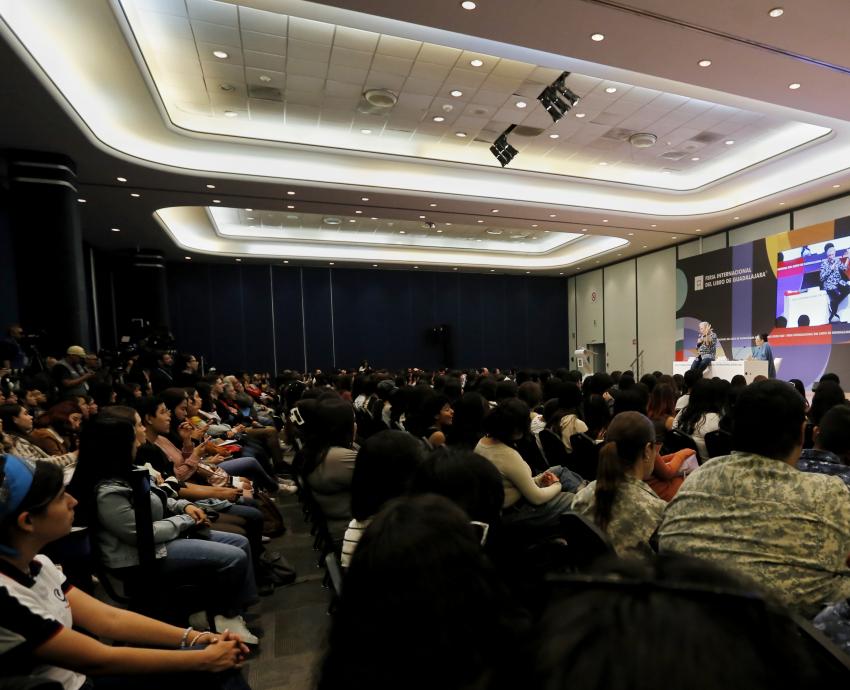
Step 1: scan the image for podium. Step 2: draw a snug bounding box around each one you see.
[672,359,768,383]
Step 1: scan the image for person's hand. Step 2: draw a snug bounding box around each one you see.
[197,635,246,671]
[602,391,613,402]
[215,486,241,502]
[178,421,194,443]
[239,478,253,491]
[538,471,559,488]
[184,504,208,524]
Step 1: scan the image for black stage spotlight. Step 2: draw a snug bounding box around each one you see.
[538,71,580,123]
[490,125,518,167]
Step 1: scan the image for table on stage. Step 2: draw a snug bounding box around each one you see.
[672,359,769,383]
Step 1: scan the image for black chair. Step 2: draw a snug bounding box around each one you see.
[569,433,600,481]
[703,429,733,458]
[559,512,615,571]
[662,428,699,456]
[539,428,570,468]
[515,433,550,474]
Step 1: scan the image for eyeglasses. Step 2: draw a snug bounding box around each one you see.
[469,520,490,546]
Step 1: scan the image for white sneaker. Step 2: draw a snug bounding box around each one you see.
[214,614,260,645]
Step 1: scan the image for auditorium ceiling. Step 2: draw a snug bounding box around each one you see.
[1,0,849,272]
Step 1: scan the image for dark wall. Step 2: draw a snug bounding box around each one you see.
[0,190,19,330]
[165,263,570,373]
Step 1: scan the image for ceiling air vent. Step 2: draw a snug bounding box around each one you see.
[248,85,282,101]
[357,89,398,115]
[690,131,724,144]
[660,151,687,161]
[512,125,546,137]
[629,132,658,148]
[602,127,638,141]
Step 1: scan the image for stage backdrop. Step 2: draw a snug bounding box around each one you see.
[676,214,850,388]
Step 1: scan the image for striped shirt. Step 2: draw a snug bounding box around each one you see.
[341,518,372,568]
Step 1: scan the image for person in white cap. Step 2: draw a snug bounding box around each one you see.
[52,346,94,399]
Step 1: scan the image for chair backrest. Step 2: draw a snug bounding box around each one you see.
[324,552,344,598]
[559,512,615,571]
[539,428,570,467]
[568,433,600,481]
[128,467,157,570]
[662,428,699,456]
[703,429,733,458]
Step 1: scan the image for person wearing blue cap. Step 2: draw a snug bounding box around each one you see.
[0,454,251,689]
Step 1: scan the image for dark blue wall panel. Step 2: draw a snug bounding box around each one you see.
[0,192,19,330]
[168,262,569,372]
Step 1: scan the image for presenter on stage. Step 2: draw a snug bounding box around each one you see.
[690,321,717,373]
[750,333,775,379]
[819,243,850,323]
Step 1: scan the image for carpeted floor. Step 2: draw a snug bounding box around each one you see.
[244,494,332,690]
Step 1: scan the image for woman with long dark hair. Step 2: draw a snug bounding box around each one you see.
[673,379,722,461]
[29,401,83,456]
[0,403,78,471]
[572,411,665,559]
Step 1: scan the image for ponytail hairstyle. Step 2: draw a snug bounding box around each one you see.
[593,411,655,531]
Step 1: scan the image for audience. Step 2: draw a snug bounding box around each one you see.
[673,378,722,461]
[798,403,850,486]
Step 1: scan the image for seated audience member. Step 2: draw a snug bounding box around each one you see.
[317,494,526,690]
[659,379,850,617]
[475,399,576,530]
[20,385,46,419]
[445,392,488,449]
[554,384,587,452]
[0,454,251,690]
[571,412,666,559]
[517,381,545,436]
[341,430,423,567]
[645,447,698,502]
[67,416,260,642]
[30,401,83,456]
[798,404,850,487]
[0,403,78,470]
[673,379,722,461]
[420,394,454,448]
[647,383,676,446]
[523,554,832,690]
[302,397,358,538]
[674,369,701,411]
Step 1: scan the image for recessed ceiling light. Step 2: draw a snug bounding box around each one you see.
[768,7,784,17]
[433,116,446,122]
[445,222,452,226]
[355,210,363,214]
[453,267,458,271]
[348,219,355,223]
[672,236,678,239]
[399,230,406,234]
[602,219,609,223]
[651,224,657,227]
[206,184,215,189]
[361,196,370,201]
[461,0,477,9]
[698,59,712,67]
[476,239,483,242]
[526,271,531,274]
[833,184,841,188]
[477,219,484,223]
[414,266,419,269]
[581,228,587,232]
[733,216,740,220]
[691,157,700,161]
[419,215,426,219]
[779,202,785,205]
[599,161,608,166]
[371,217,378,220]
[360,129,372,134]
[549,214,557,218]
[245,208,253,211]
[642,245,647,249]
[212,199,221,204]
[450,90,463,98]
[130,193,140,198]
[662,170,672,175]
[455,131,467,137]
[287,205,295,209]
[185,256,192,260]
[696,228,702,232]
[605,87,617,94]
[559,272,564,275]
[591,33,605,41]
[788,82,801,90]
[259,74,272,82]
[283,260,289,263]
[490,269,495,272]
[287,191,295,195]
[329,262,335,265]
[491,209,499,213]
[212,50,229,59]
[436,230,443,233]
[236,258,242,262]
[628,232,634,236]
[575,113,586,118]
[77,198,86,203]
[372,264,378,267]
[116,177,127,182]
[429,203,437,207]
[247,217,254,220]
[224,111,238,117]
[470,59,484,67]
[111,227,120,232]
[531,224,539,228]
[725,140,735,145]
[549,133,560,139]
[220,83,235,92]
[515,101,527,109]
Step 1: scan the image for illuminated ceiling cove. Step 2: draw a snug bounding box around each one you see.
[1,0,850,270]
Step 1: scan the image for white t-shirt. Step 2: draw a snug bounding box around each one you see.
[0,554,84,690]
